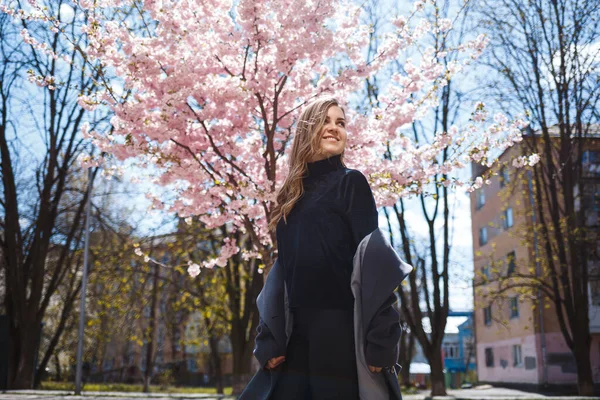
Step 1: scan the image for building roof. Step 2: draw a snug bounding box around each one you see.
[525,123,600,138]
[471,123,600,179]
[409,362,431,374]
[421,316,469,334]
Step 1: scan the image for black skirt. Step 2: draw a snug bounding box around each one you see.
[269,307,359,400]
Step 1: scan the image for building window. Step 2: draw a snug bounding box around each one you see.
[476,188,486,210]
[103,359,114,371]
[509,296,519,319]
[582,183,600,227]
[582,150,600,177]
[513,344,523,367]
[504,207,514,229]
[485,347,494,367]
[443,342,460,359]
[479,227,488,246]
[506,250,516,275]
[484,305,492,326]
[140,341,148,371]
[174,328,182,352]
[500,166,510,187]
[125,342,133,365]
[187,358,197,372]
[591,273,600,306]
[482,264,491,282]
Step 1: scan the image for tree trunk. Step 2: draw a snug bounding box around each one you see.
[54,353,61,382]
[34,285,80,388]
[170,326,180,365]
[8,319,41,389]
[143,263,159,392]
[208,335,224,394]
[573,330,594,396]
[429,348,446,396]
[223,232,262,395]
[230,323,254,394]
[398,324,414,388]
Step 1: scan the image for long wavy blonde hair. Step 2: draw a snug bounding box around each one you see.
[268,97,347,233]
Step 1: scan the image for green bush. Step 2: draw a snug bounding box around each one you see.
[40,381,233,394]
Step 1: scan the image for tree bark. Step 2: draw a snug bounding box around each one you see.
[7,319,41,388]
[143,262,159,392]
[230,318,255,394]
[398,321,414,388]
[208,335,224,394]
[573,328,593,396]
[34,277,82,388]
[429,347,446,396]
[54,352,61,382]
[222,229,262,395]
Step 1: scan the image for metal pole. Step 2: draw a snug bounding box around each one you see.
[528,170,547,385]
[75,168,93,394]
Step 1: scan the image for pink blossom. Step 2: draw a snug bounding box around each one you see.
[0,0,537,272]
[438,18,452,32]
[528,154,540,166]
[187,262,201,278]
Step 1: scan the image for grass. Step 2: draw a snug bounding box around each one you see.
[40,381,233,395]
[40,381,418,396]
[400,385,421,395]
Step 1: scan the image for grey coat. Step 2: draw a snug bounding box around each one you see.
[239,227,413,400]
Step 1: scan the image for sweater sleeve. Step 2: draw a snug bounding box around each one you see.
[342,170,379,248]
[365,292,402,367]
[253,317,284,369]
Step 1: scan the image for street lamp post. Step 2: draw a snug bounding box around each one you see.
[75,167,93,395]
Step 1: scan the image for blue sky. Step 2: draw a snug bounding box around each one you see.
[7,0,476,312]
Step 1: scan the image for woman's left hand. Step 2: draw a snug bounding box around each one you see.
[368,365,382,373]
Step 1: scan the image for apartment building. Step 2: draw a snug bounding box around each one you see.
[470,128,600,388]
[82,233,233,386]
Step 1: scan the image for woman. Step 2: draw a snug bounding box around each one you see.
[241,97,408,400]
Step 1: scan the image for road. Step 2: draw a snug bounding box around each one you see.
[0,387,598,399]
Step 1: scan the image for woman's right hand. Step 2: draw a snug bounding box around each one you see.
[266,355,286,369]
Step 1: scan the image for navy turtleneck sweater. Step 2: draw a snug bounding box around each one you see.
[276,153,379,310]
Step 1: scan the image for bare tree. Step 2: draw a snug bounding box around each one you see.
[474,0,600,394]
[0,0,112,388]
[461,318,475,382]
[362,0,475,395]
[37,174,147,386]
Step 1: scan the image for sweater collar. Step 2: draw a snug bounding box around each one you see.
[306,153,344,177]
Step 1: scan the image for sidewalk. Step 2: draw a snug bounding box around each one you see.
[443,386,599,400]
[0,391,235,400]
[1,387,599,400]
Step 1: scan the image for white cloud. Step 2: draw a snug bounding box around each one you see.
[59,4,74,24]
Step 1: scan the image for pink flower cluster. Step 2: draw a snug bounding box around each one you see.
[1,0,537,276]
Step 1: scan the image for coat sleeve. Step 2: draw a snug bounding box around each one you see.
[365,292,402,367]
[342,170,379,248]
[253,317,284,369]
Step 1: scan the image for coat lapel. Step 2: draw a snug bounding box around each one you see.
[256,259,288,351]
[359,228,413,335]
[239,260,287,400]
[352,228,413,400]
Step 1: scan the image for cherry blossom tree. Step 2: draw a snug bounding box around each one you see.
[1,0,537,276]
[0,0,547,392]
